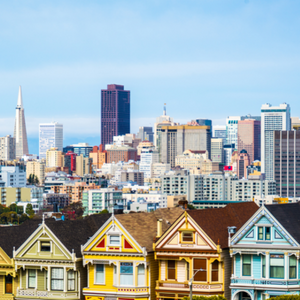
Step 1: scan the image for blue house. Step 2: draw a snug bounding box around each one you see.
[230,203,300,300]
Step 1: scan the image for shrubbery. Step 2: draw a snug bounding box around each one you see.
[182,295,227,300]
[269,295,300,300]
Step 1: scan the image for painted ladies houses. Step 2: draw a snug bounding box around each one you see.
[12,214,111,300]
[155,202,259,300]
[82,207,183,300]
[230,203,300,300]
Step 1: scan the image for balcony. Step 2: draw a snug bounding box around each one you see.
[16,289,79,299]
[156,281,223,292]
[231,278,300,287]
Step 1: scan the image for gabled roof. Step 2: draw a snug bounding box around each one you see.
[266,203,300,244]
[0,213,111,258]
[188,202,259,249]
[115,207,184,252]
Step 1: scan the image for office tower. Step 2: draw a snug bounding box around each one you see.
[0,135,15,161]
[242,114,261,121]
[72,143,93,157]
[226,116,241,148]
[261,103,291,180]
[213,125,226,142]
[64,151,77,174]
[137,126,154,142]
[237,119,261,163]
[89,145,107,169]
[14,86,29,158]
[211,138,224,163]
[76,154,92,176]
[46,148,64,167]
[139,149,159,178]
[223,144,235,166]
[39,122,63,159]
[236,150,250,179]
[160,125,211,167]
[101,84,130,147]
[291,117,300,130]
[274,130,300,197]
[196,119,212,140]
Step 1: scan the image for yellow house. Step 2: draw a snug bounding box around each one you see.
[82,208,183,300]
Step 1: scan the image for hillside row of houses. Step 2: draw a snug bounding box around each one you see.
[0,202,299,300]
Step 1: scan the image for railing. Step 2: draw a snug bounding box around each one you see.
[231,278,300,286]
[157,281,222,291]
[17,289,79,298]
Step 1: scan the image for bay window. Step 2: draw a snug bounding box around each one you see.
[137,264,145,286]
[95,264,105,284]
[120,262,133,286]
[289,256,297,279]
[270,254,284,279]
[242,255,251,276]
[51,268,64,291]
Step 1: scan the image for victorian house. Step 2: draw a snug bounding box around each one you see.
[82,207,183,300]
[154,202,259,300]
[230,202,300,300]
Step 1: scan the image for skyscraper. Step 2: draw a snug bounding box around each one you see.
[14,86,29,158]
[101,84,130,147]
[226,116,241,148]
[261,103,291,180]
[39,122,63,159]
[237,119,261,163]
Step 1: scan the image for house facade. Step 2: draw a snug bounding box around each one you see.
[155,202,259,300]
[230,203,300,300]
[82,208,183,300]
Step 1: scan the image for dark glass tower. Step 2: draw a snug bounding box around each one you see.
[101,84,130,147]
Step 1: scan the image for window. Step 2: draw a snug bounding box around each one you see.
[138,264,145,286]
[28,269,36,288]
[5,275,12,294]
[110,235,120,245]
[258,227,271,241]
[68,270,75,291]
[211,261,219,282]
[270,254,284,279]
[41,242,51,252]
[51,268,64,291]
[95,264,105,284]
[193,259,207,282]
[120,262,133,286]
[182,232,193,242]
[113,265,117,285]
[167,260,176,280]
[289,256,297,279]
[262,255,266,278]
[242,255,251,276]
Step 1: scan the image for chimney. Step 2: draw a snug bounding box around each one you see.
[156,219,163,238]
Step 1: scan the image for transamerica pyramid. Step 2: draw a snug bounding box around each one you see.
[14,86,29,158]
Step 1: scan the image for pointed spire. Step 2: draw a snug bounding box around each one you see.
[163,103,166,116]
[17,86,23,108]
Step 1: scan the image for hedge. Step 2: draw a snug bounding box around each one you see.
[269,296,300,300]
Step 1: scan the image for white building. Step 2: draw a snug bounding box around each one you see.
[211,138,224,163]
[139,149,159,178]
[0,166,26,187]
[253,195,300,206]
[152,163,171,177]
[226,116,241,147]
[39,122,63,159]
[101,162,124,175]
[223,144,235,166]
[213,125,226,142]
[0,135,15,161]
[175,150,208,169]
[16,199,40,214]
[261,103,290,180]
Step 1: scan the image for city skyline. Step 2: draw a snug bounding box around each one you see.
[0,0,300,153]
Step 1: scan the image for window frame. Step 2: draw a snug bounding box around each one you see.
[137,264,145,286]
[28,269,37,289]
[242,254,251,277]
[120,262,134,286]
[5,275,13,294]
[270,254,284,279]
[67,270,76,291]
[167,260,176,280]
[211,260,219,282]
[181,231,194,243]
[289,255,297,279]
[51,267,64,291]
[262,255,266,278]
[193,258,207,282]
[95,264,105,285]
[109,235,121,246]
[257,226,272,241]
[41,241,51,252]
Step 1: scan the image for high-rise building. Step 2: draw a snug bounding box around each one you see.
[211,138,224,163]
[291,117,300,131]
[72,143,93,157]
[0,135,15,161]
[14,86,29,158]
[261,103,291,180]
[39,122,63,159]
[237,150,251,179]
[137,127,154,142]
[226,116,241,148]
[237,119,261,163]
[101,84,130,147]
[160,125,211,167]
[26,160,46,184]
[46,147,64,167]
[274,130,300,197]
[139,149,159,178]
[213,125,226,143]
[89,145,107,170]
[223,144,235,166]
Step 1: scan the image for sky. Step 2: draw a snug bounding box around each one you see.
[0,0,300,154]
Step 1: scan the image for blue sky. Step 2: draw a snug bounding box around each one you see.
[0,0,300,153]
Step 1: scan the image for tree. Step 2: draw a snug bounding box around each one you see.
[187,204,196,210]
[62,202,85,219]
[26,204,35,217]
[99,209,109,214]
[28,174,39,185]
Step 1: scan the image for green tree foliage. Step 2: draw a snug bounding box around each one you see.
[183,296,227,300]
[269,296,300,300]
[62,202,85,219]
[99,209,109,214]
[28,174,39,185]
[26,204,35,217]
[187,204,196,210]
[0,203,31,225]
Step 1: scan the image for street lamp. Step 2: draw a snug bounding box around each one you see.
[188,268,203,300]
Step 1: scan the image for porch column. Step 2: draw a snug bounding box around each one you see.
[284,253,288,280]
[48,267,51,291]
[64,267,67,292]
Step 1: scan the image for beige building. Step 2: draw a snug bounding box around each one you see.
[167,195,187,207]
[175,149,208,169]
[152,163,171,177]
[120,170,144,186]
[200,159,222,175]
[46,147,64,167]
[160,125,211,167]
[211,137,224,163]
[136,140,155,156]
[26,160,45,183]
[75,154,92,176]
[0,135,15,161]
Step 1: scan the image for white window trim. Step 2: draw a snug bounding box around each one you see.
[107,234,121,247]
[240,254,253,278]
[94,264,105,285]
[27,269,37,289]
